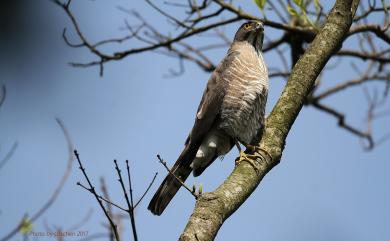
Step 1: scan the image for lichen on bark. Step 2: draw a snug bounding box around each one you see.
[180,0,360,240]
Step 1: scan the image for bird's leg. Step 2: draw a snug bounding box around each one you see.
[244,144,256,152]
[235,141,256,168]
[235,141,265,174]
[235,141,242,152]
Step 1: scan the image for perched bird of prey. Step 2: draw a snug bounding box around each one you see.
[148,20,268,215]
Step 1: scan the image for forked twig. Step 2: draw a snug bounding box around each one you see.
[77,182,127,212]
[74,150,157,241]
[0,118,74,241]
[114,160,138,241]
[134,172,158,208]
[74,150,121,241]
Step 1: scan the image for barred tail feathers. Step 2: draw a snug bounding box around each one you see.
[148,144,197,215]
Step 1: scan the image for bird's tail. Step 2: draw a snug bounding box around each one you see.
[148,144,197,215]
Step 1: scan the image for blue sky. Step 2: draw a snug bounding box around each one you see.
[0,1,389,241]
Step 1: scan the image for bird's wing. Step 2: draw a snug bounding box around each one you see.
[148,51,239,215]
[185,50,240,148]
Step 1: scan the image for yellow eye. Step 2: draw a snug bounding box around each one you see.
[244,23,251,30]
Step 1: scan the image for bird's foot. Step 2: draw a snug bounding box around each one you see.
[235,150,263,174]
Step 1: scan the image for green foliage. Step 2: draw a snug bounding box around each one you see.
[198,183,203,195]
[20,218,33,235]
[287,5,299,17]
[253,0,267,10]
[253,0,267,18]
[293,0,303,7]
[314,0,321,15]
[288,0,320,29]
[382,0,388,12]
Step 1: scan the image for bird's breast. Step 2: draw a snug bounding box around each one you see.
[219,47,268,145]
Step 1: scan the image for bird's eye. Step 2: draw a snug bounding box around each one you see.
[244,23,251,30]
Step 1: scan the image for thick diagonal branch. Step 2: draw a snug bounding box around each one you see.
[179,0,359,240]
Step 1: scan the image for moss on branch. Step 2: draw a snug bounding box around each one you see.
[179,0,359,240]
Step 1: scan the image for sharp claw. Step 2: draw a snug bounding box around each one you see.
[235,150,265,174]
[235,146,272,175]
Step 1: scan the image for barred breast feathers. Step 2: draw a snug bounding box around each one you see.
[223,41,268,109]
[220,41,269,145]
[227,41,268,87]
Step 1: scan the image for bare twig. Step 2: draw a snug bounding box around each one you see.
[113,160,138,241]
[0,118,74,241]
[74,151,121,241]
[0,142,18,171]
[347,24,390,44]
[268,1,288,23]
[310,100,374,149]
[0,84,6,107]
[100,178,115,241]
[134,172,158,208]
[145,0,192,29]
[337,49,390,63]
[52,0,110,75]
[53,0,241,75]
[44,209,94,237]
[156,154,198,199]
[213,0,317,36]
[125,160,138,241]
[53,0,389,150]
[269,72,291,79]
[73,153,156,241]
[77,182,127,212]
[315,73,389,99]
[263,34,288,52]
[355,7,388,22]
[68,209,94,231]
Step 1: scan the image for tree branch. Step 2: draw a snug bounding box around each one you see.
[179,0,358,240]
[113,160,138,241]
[213,0,317,37]
[0,84,6,108]
[75,151,121,241]
[347,24,390,44]
[314,73,389,99]
[0,118,74,241]
[0,142,18,171]
[310,100,373,149]
[337,49,390,63]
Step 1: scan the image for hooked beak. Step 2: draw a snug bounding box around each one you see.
[252,21,264,52]
[255,21,264,32]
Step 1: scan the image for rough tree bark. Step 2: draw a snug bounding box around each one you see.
[179,0,360,240]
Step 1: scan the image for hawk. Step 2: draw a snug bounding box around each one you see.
[148,20,268,215]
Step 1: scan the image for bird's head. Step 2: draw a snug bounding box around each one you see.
[233,20,264,53]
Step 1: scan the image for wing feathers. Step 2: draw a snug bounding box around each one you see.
[147,144,196,215]
[148,50,239,215]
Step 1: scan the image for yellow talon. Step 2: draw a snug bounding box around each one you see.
[234,142,272,174]
[235,150,263,174]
